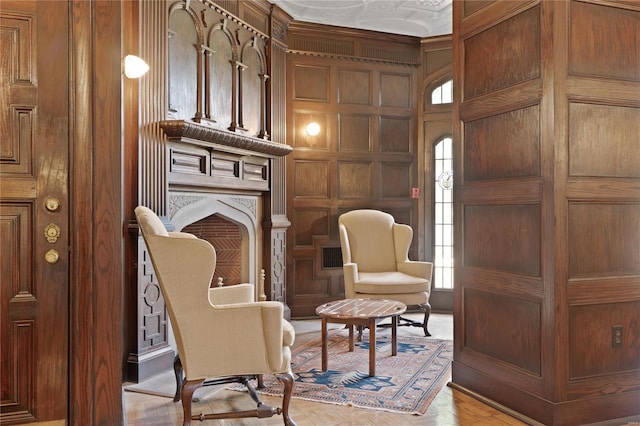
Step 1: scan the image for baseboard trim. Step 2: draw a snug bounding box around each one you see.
[447,381,544,426]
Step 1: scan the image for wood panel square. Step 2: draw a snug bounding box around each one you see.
[464,105,540,181]
[294,161,328,197]
[380,162,410,198]
[569,103,640,178]
[569,1,640,82]
[294,65,329,101]
[339,114,370,152]
[464,288,541,375]
[338,162,372,198]
[569,203,640,277]
[338,69,371,105]
[380,116,410,153]
[463,5,540,100]
[294,209,330,246]
[464,204,541,276]
[380,73,411,108]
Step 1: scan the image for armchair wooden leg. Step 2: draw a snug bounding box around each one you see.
[421,303,432,337]
[173,354,183,402]
[181,379,204,426]
[276,371,296,426]
[257,374,264,389]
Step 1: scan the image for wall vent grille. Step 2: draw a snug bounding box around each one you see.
[322,247,343,268]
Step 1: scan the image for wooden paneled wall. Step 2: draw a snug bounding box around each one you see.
[285,23,422,317]
[452,1,640,424]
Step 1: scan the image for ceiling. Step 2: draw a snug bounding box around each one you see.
[268,0,452,38]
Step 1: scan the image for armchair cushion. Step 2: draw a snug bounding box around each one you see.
[208,283,254,305]
[355,271,430,294]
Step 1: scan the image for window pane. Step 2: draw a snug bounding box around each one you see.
[442,80,453,104]
[443,205,452,223]
[431,86,442,104]
[435,141,443,157]
[443,137,452,157]
[431,80,453,105]
[443,224,453,246]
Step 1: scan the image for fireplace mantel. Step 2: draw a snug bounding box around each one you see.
[159,120,292,193]
[160,120,292,158]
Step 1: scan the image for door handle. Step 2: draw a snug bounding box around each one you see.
[45,249,59,264]
[44,223,61,243]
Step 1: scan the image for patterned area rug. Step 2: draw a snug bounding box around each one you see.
[240,330,453,415]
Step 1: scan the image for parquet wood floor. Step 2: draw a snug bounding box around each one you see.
[123,313,532,425]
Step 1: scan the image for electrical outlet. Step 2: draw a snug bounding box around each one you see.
[612,325,623,348]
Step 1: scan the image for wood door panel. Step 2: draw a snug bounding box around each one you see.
[0,204,35,417]
[1,1,69,422]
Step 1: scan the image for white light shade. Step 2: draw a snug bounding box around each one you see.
[305,122,321,136]
[123,55,149,78]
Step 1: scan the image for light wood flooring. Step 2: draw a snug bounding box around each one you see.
[123,313,536,425]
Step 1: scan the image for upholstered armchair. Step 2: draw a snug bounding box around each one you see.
[134,206,296,426]
[338,209,433,336]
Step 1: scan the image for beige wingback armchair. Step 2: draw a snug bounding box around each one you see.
[338,209,433,336]
[134,206,296,426]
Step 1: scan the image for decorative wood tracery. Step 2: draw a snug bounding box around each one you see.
[167,0,270,139]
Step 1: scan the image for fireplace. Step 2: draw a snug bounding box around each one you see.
[169,192,263,298]
[128,119,292,382]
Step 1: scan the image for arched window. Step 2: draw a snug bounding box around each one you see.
[431,79,453,105]
[434,136,454,290]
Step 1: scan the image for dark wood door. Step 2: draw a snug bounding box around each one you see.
[1,1,69,422]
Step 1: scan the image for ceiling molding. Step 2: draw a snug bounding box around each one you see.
[268,0,452,38]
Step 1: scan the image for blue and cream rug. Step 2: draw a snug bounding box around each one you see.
[246,330,453,415]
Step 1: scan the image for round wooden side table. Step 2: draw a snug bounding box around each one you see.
[315,298,407,376]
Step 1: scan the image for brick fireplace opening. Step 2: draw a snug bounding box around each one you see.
[182,215,241,286]
[168,192,263,300]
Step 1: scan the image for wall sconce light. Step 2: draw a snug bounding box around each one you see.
[305,122,321,137]
[123,55,149,79]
